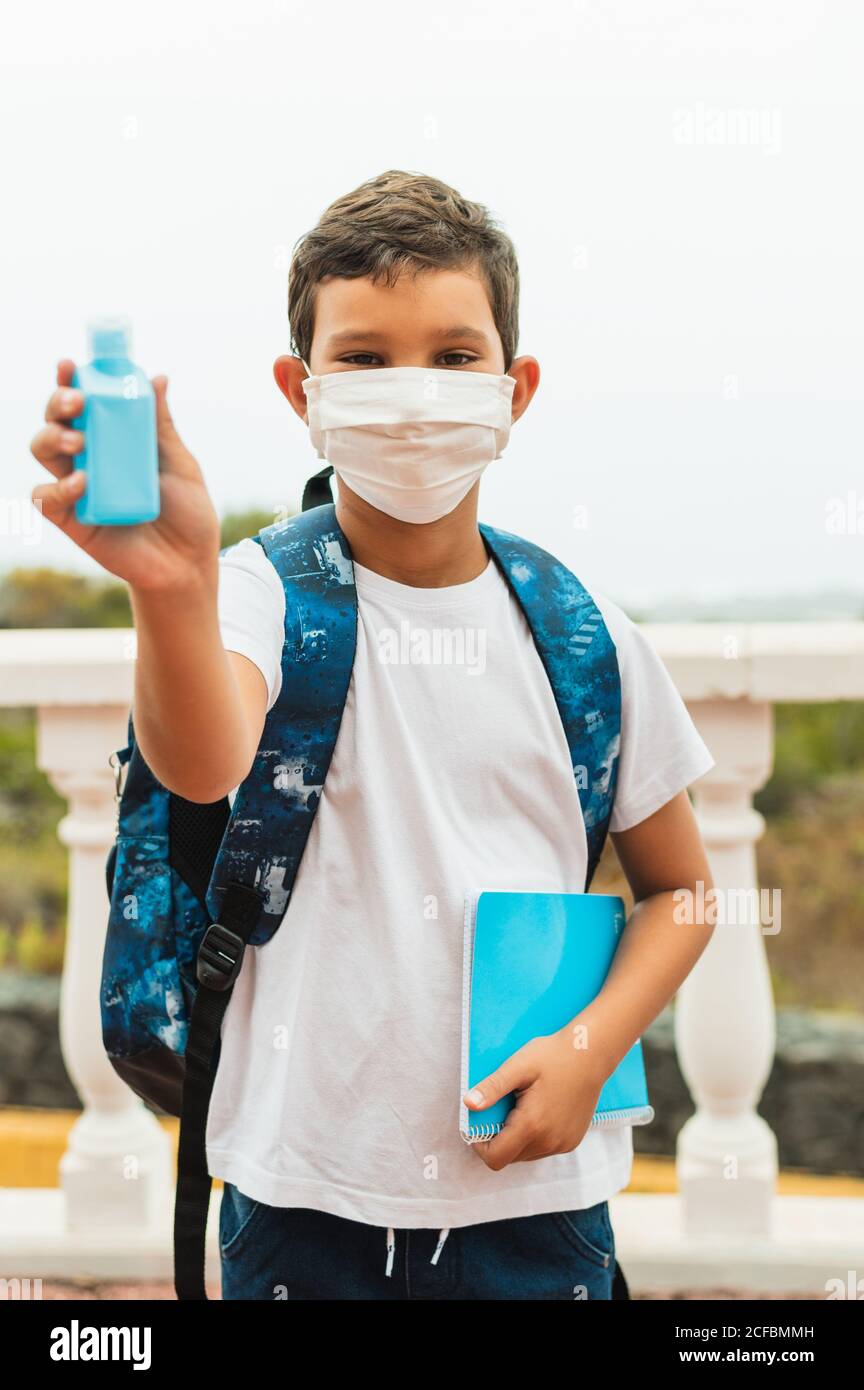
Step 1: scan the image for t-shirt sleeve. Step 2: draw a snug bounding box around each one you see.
[593,592,716,833]
[217,537,286,712]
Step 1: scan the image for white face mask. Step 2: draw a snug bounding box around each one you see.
[300,363,516,523]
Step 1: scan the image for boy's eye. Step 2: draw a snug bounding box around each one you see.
[438,353,478,367]
[337,352,479,368]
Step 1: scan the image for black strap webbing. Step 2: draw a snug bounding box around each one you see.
[173,882,263,1301]
[302,465,334,512]
[612,1259,631,1299]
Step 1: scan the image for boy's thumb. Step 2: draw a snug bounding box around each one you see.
[152,375,181,450]
[151,375,202,483]
[464,1046,537,1111]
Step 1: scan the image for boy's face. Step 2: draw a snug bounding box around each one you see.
[274,263,539,427]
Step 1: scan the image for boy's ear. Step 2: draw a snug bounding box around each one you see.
[273,355,310,422]
[507,355,541,424]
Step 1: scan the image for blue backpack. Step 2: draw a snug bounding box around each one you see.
[101,485,623,1300]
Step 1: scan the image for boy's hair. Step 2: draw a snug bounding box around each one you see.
[288,170,520,370]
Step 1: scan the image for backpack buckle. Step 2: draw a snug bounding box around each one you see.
[196,923,245,991]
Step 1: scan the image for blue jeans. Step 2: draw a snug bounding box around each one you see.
[218,1182,617,1300]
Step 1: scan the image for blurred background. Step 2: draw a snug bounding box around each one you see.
[0,0,861,1297]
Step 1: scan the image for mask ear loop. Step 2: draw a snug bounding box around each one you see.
[298,358,333,509]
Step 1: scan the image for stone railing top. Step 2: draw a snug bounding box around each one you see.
[1,623,863,708]
[0,629,135,707]
[642,622,864,702]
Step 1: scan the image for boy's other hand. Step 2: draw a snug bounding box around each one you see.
[30,359,221,595]
[463,1029,605,1170]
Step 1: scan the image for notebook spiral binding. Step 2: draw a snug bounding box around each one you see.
[591,1104,654,1128]
[459,895,479,1141]
[460,1121,503,1144]
[461,1107,654,1145]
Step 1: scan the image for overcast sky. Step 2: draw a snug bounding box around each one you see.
[2,0,862,612]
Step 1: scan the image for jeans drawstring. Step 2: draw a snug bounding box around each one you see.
[430,1227,450,1265]
[384,1226,451,1276]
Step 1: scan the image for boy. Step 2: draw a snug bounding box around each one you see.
[31,169,716,1301]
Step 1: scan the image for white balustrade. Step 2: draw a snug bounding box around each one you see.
[645,620,864,1266]
[1,622,863,1283]
[1,631,173,1253]
[37,706,174,1231]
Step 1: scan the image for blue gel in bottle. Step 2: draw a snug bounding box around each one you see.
[72,317,160,525]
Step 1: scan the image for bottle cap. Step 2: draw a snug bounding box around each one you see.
[88,315,132,360]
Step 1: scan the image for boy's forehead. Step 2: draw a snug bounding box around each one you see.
[314,265,496,341]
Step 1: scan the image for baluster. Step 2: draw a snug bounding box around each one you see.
[36,705,173,1231]
[675,697,778,1235]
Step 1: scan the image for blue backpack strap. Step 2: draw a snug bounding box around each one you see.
[479,523,621,887]
[205,504,358,944]
[176,505,357,1299]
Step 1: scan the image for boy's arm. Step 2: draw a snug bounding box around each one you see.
[30,361,267,804]
[130,584,269,803]
[465,788,715,1169]
[573,786,716,1077]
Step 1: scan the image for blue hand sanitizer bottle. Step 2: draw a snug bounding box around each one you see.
[72,317,160,525]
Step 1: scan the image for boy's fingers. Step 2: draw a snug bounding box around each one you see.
[30,424,85,475]
[45,386,85,424]
[473,1108,534,1171]
[31,470,86,524]
[463,1050,537,1111]
[56,359,77,387]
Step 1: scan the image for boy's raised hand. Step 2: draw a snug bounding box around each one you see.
[30,359,221,593]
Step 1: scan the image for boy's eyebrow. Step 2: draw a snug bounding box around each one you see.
[326,326,491,348]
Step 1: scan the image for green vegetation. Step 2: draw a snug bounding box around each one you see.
[755,702,864,817]
[0,567,132,629]
[220,509,281,550]
[757,776,864,1011]
[0,709,67,971]
[0,510,280,633]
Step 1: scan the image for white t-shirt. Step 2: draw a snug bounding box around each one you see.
[206,535,715,1229]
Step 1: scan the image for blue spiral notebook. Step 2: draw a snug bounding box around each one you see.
[460,891,654,1142]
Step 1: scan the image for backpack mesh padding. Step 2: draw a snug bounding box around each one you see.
[168,794,232,910]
